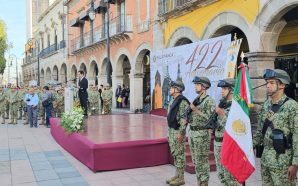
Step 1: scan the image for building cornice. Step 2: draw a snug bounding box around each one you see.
[38,0,63,23]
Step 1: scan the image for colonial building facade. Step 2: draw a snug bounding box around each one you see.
[23,0,68,85]
[155,0,298,106]
[65,0,155,110]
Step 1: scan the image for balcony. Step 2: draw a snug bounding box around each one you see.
[158,0,218,19]
[39,40,66,58]
[71,14,133,54]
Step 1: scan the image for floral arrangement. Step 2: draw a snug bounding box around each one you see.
[61,107,85,133]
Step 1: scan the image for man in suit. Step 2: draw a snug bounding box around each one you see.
[78,70,88,116]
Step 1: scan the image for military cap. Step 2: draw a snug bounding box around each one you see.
[263,69,290,85]
[192,76,211,88]
[217,78,236,88]
[169,79,185,92]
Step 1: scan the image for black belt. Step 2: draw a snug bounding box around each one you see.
[214,136,223,142]
[190,125,206,131]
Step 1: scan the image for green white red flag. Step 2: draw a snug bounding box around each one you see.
[221,62,255,183]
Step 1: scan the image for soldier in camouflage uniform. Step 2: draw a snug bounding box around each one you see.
[0,87,6,124]
[213,78,240,186]
[4,86,10,119]
[56,88,64,117]
[52,88,59,117]
[188,76,215,186]
[88,85,100,115]
[166,80,189,186]
[253,69,298,186]
[8,87,19,124]
[17,87,26,120]
[22,87,29,124]
[102,84,113,114]
[37,87,45,125]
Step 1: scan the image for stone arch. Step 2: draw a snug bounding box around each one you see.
[253,0,298,52]
[40,68,45,85]
[60,63,67,83]
[100,58,107,76]
[167,26,198,48]
[79,63,87,75]
[89,60,99,86]
[114,48,132,71]
[45,67,51,82]
[71,64,77,84]
[134,43,151,74]
[53,65,59,81]
[201,11,250,39]
[115,54,131,77]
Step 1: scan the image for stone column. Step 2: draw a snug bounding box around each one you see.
[98,75,107,86]
[246,52,278,104]
[246,52,278,129]
[112,75,124,108]
[129,73,144,112]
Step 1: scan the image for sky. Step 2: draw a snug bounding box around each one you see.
[0,0,26,59]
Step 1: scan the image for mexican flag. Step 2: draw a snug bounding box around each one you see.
[221,63,255,183]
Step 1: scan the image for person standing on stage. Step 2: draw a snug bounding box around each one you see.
[102,84,113,114]
[189,76,215,186]
[78,70,88,116]
[253,69,298,186]
[166,79,189,186]
[213,78,240,186]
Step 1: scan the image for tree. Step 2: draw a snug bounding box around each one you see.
[0,19,8,74]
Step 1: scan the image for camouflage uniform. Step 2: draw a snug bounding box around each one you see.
[4,88,10,119]
[52,91,59,117]
[214,78,240,186]
[8,89,19,124]
[254,94,298,186]
[17,89,26,120]
[22,88,29,124]
[189,76,215,186]
[88,88,100,115]
[56,89,64,117]
[37,88,45,124]
[167,98,189,185]
[254,69,298,186]
[0,89,6,124]
[102,88,113,114]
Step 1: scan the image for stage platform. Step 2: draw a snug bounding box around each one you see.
[50,114,170,172]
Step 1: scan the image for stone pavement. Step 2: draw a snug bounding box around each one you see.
[0,120,265,186]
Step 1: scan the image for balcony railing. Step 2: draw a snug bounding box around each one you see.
[40,43,58,58]
[71,14,132,53]
[158,0,218,17]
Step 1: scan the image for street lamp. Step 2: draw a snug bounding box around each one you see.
[9,54,18,87]
[27,38,40,86]
[103,0,114,87]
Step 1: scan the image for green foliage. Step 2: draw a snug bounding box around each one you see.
[61,107,85,133]
[0,19,8,74]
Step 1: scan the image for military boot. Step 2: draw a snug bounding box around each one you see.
[8,119,14,124]
[1,118,5,124]
[166,169,179,184]
[169,168,185,186]
[13,118,17,125]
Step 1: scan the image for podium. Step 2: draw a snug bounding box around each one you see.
[64,87,76,112]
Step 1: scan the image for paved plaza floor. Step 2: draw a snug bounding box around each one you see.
[0,120,267,186]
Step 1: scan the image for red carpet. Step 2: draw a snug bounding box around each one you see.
[50,114,170,172]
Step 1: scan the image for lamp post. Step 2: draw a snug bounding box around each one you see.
[27,38,40,86]
[9,54,18,87]
[104,0,113,86]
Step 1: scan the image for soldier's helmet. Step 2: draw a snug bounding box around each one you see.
[169,80,185,92]
[192,76,211,89]
[217,78,236,88]
[263,69,290,85]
